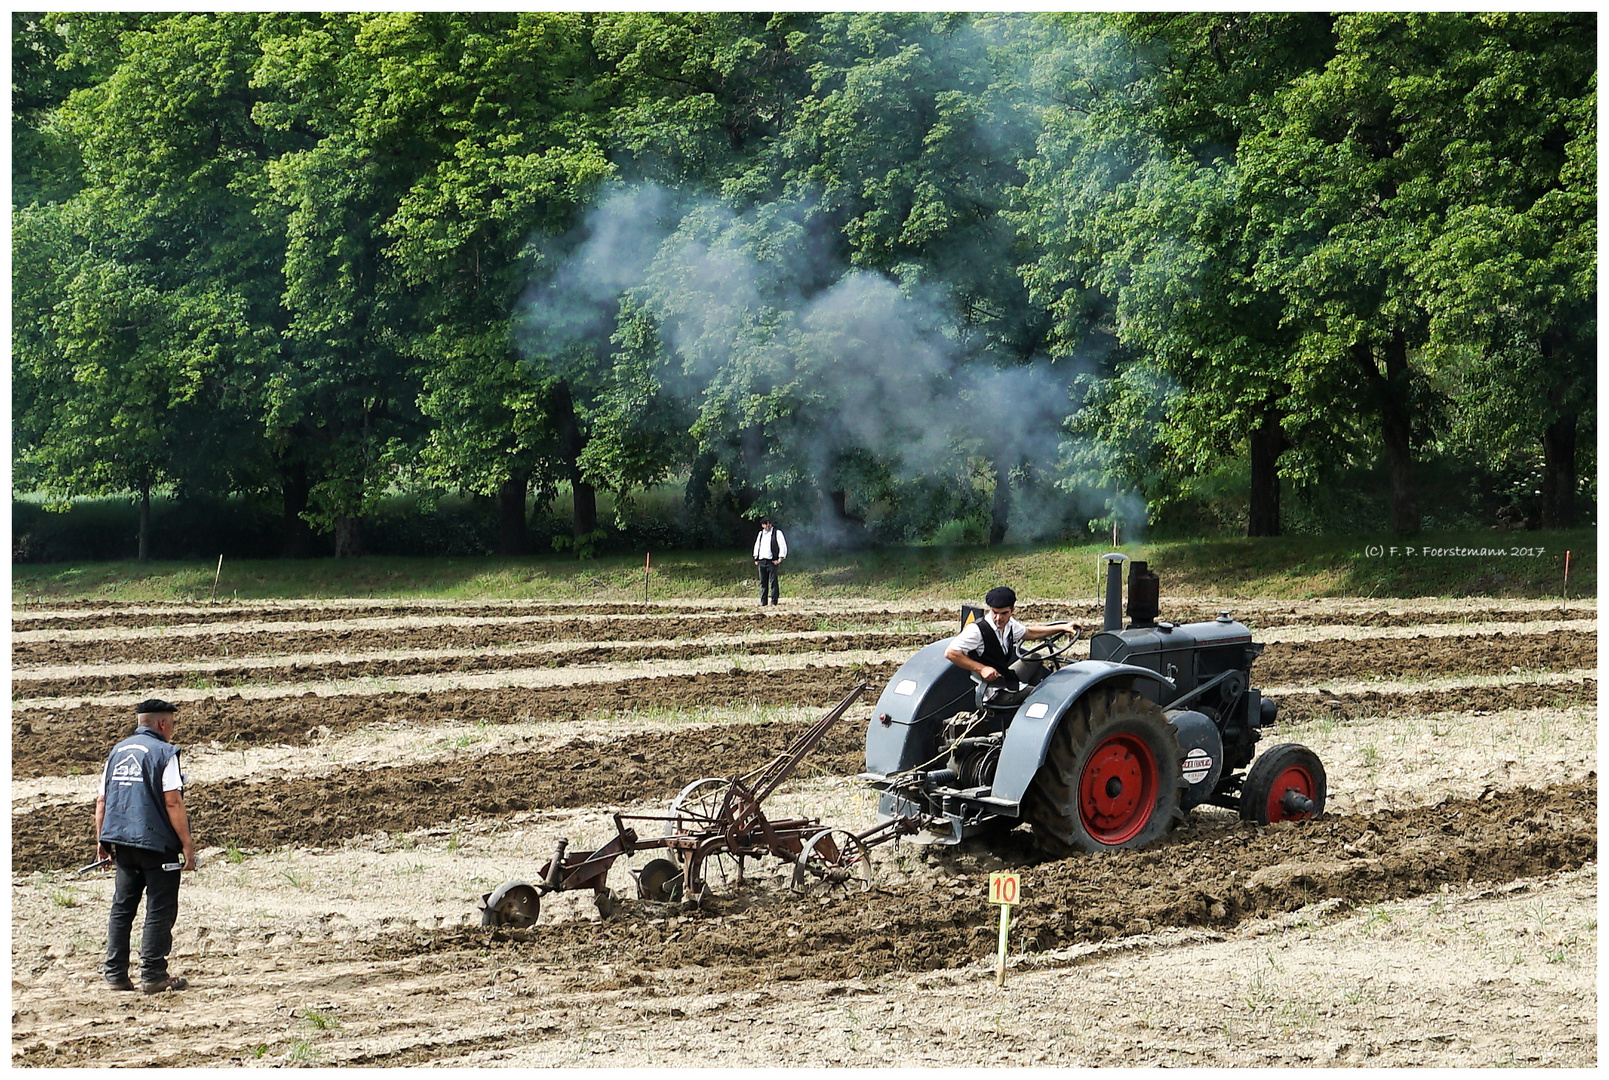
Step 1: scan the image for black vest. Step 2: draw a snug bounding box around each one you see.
[99,727,183,854]
[975,618,1018,670]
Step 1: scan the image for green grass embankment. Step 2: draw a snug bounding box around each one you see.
[11,528,1593,604]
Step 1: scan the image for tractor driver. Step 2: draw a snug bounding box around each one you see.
[944,586,1078,690]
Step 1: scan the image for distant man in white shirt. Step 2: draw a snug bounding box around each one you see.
[752,518,788,606]
[945,586,1077,689]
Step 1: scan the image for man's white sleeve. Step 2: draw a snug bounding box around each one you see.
[777,531,788,558]
[950,621,984,654]
[161,756,183,792]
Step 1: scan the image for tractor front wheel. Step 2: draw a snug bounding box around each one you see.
[1023,686,1185,854]
[1240,743,1326,825]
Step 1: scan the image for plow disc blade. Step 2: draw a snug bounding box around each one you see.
[634,858,683,902]
[480,880,541,928]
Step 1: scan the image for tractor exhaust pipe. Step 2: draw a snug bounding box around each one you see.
[1101,553,1128,631]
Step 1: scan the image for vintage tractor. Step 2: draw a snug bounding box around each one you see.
[862,553,1327,853]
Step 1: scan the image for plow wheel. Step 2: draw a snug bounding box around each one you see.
[635,858,683,902]
[1240,743,1327,825]
[480,881,541,928]
[1022,685,1185,854]
[792,828,874,896]
[668,777,747,888]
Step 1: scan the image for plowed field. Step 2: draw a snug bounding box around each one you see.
[11,594,1597,1067]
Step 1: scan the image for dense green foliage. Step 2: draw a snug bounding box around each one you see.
[12,13,1595,561]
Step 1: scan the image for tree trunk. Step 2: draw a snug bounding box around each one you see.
[550,380,597,537]
[497,471,531,556]
[684,451,716,515]
[334,515,363,557]
[1355,336,1420,536]
[278,461,314,559]
[1247,399,1287,537]
[137,484,151,562]
[989,460,1011,545]
[1539,413,1577,529]
[1538,327,1580,530]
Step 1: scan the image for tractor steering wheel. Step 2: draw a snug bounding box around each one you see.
[1018,626,1082,664]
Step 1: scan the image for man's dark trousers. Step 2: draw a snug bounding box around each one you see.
[104,845,181,984]
[758,559,780,605]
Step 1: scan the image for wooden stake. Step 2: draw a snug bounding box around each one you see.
[1564,550,1571,600]
[211,554,224,600]
[644,551,651,605]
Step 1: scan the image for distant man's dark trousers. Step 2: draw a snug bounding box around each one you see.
[757,559,780,605]
[104,846,181,984]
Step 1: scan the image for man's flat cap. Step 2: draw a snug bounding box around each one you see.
[135,698,178,714]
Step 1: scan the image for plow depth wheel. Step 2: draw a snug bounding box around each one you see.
[480,881,541,928]
[1022,686,1185,853]
[792,828,874,896]
[667,777,745,888]
[1240,743,1327,825]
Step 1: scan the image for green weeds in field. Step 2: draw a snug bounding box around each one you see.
[299,1008,341,1032]
[1360,905,1402,934]
[285,1039,319,1063]
[49,888,78,908]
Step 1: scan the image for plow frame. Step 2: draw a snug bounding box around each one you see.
[482,682,926,925]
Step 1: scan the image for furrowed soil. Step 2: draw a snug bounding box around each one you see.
[12,594,1597,1067]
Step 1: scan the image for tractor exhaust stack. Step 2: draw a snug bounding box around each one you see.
[1101,552,1129,631]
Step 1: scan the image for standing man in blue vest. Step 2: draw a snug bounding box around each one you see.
[752,517,788,605]
[95,699,195,994]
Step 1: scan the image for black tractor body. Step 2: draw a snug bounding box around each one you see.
[861,554,1326,853]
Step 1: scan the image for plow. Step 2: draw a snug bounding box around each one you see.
[479,682,918,928]
[481,554,1329,929]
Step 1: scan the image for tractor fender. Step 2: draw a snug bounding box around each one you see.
[865,640,978,774]
[989,660,1176,808]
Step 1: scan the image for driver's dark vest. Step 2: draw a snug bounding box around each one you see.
[99,727,182,854]
[974,618,1018,671]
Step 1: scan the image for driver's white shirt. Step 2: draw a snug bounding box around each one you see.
[950,615,1026,657]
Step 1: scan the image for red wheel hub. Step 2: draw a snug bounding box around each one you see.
[1265,765,1316,822]
[1078,733,1158,845]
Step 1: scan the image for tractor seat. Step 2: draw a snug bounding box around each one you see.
[973,675,1031,710]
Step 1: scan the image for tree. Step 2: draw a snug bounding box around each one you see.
[14,14,281,557]
[369,13,615,552]
[1016,14,1339,537]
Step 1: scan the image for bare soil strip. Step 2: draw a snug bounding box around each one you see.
[13,596,1593,633]
[362,779,1595,980]
[11,610,944,652]
[12,862,1592,1068]
[14,612,1591,663]
[12,649,1594,780]
[12,627,1595,704]
[9,633,928,698]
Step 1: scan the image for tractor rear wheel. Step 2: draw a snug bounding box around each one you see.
[1023,685,1185,854]
[1239,743,1326,825]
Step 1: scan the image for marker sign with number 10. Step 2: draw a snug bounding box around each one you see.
[989,871,1020,905]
